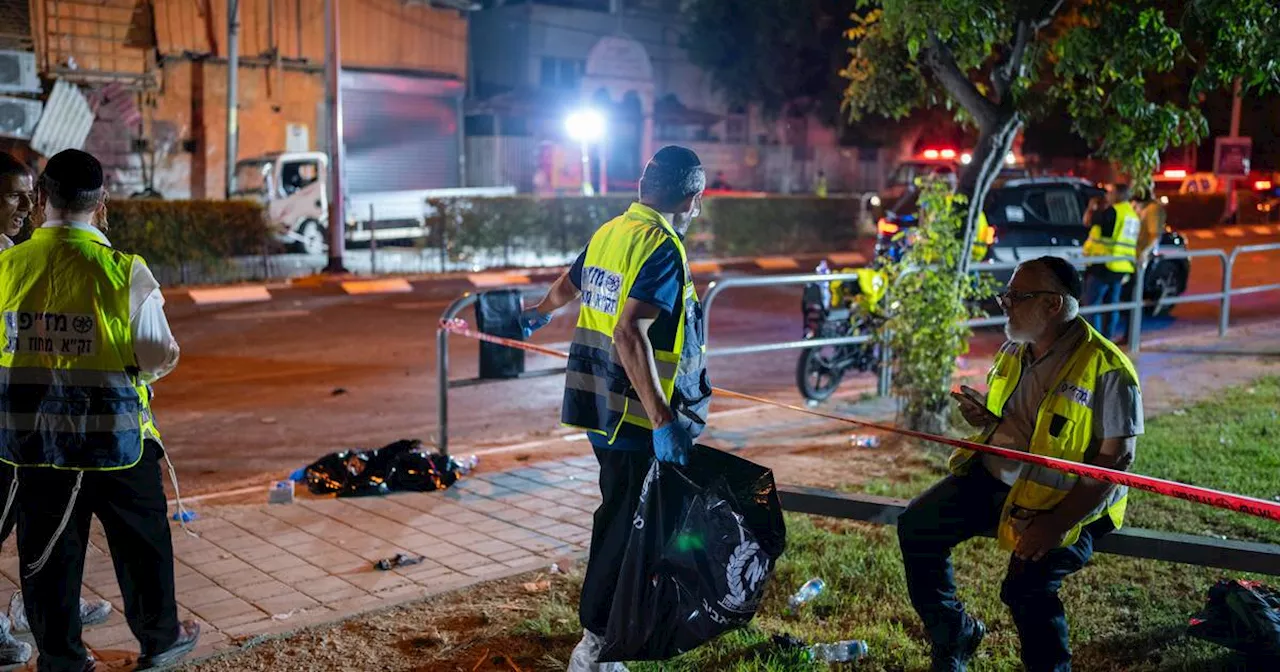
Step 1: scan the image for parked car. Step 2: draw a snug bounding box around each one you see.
[875,176,1191,314]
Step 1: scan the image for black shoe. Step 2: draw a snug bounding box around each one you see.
[136,620,200,670]
[931,616,986,672]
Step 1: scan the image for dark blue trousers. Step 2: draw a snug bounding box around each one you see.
[898,467,1109,672]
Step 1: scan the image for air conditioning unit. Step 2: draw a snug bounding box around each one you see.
[0,96,43,139]
[0,51,40,94]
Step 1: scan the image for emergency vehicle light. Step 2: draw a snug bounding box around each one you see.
[960,153,972,165]
[1255,180,1272,190]
[923,149,940,159]
[1162,169,1187,179]
[939,149,956,159]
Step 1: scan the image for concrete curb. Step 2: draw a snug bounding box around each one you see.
[163,251,870,306]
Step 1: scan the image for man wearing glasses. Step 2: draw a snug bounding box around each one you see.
[897,256,1142,672]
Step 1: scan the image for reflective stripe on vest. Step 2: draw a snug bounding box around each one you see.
[947,318,1138,551]
[561,203,709,442]
[0,227,150,470]
[1083,202,1140,274]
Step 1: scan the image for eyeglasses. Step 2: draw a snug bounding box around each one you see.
[997,290,1062,308]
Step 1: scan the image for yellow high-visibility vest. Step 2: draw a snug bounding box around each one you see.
[562,203,711,441]
[1083,202,1140,274]
[948,317,1138,550]
[0,227,159,470]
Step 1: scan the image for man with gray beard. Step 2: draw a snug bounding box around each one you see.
[896,256,1143,672]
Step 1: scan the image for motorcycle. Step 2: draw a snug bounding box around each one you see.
[795,262,886,402]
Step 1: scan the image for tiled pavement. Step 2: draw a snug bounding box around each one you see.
[0,455,604,667]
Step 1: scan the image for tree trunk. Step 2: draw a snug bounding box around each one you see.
[958,113,1022,274]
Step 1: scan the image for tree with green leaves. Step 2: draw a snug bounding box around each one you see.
[843,0,1280,273]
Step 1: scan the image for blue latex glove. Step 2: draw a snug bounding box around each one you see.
[653,422,692,466]
[519,308,553,339]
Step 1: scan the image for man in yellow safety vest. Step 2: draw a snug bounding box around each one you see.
[0,150,200,671]
[518,146,712,672]
[1081,183,1140,341]
[897,256,1143,672]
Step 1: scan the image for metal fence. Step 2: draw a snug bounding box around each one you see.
[434,244,1280,454]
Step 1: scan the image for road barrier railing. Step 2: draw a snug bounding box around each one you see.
[435,245,1279,453]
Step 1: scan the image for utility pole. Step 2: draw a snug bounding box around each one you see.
[324,0,348,273]
[1224,77,1243,223]
[225,0,240,197]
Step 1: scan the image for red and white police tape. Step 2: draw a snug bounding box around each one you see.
[440,318,1280,523]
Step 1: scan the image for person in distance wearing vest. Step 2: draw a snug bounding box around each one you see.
[0,150,199,672]
[898,256,1143,672]
[1082,183,1141,342]
[519,146,712,672]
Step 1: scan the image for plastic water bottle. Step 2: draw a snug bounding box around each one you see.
[807,640,869,662]
[454,455,479,475]
[787,578,825,612]
[850,434,881,449]
[815,261,833,308]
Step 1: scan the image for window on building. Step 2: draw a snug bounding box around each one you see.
[540,57,584,90]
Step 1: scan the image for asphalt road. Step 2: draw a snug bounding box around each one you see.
[156,231,1280,496]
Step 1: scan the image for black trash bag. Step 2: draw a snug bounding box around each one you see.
[1188,579,1280,662]
[388,450,462,492]
[599,444,786,663]
[302,439,463,497]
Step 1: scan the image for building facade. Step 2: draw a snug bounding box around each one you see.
[466,0,885,194]
[5,0,469,198]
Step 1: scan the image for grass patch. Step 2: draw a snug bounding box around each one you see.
[536,377,1280,671]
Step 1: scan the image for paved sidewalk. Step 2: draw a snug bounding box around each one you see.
[0,456,604,668]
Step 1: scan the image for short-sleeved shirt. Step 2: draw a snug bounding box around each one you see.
[569,238,684,451]
[983,320,1144,485]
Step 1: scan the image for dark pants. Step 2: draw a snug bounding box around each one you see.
[898,467,1107,672]
[579,447,652,636]
[16,441,179,672]
[1084,268,1129,339]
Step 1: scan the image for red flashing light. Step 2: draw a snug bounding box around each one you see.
[1255,180,1273,190]
[877,218,900,236]
[939,149,957,159]
[922,149,940,159]
[1162,169,1188,179]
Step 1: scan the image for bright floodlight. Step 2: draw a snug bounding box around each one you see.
[566,109,606,142]
[1005,152,1017,165]
[960,152,972,165]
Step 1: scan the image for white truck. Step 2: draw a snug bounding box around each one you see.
[232,152,515,254]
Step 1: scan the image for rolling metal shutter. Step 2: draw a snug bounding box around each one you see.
[340,70,463,194]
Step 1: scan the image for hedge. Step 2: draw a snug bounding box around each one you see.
[428,195,871,264]
[105,199,274,280]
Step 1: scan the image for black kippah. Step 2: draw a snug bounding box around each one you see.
[42,149,104,191]
[1033,255,1083,300]
[650,145,701,170]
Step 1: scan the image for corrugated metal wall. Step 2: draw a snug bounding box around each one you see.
[150,0,466,76]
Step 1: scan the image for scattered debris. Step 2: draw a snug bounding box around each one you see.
[520,580,550,594]
[260,416,278,424]
[850,434,880,449]
[332,387,347,396]
[1172,409,1188,416]
[374,553,425,571]
[272,607,312,621]
[268,480,295,505]
[787,578,826,612]
[171,510,198,523]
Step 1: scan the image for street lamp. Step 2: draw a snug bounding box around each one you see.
[566,109,606,196]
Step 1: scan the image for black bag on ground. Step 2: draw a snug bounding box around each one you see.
[599,444,787,663]
[1188,579,1280,662]
[302,439,462,497]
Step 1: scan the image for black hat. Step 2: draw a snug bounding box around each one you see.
[1030,255,1083,300]
[42,149,104,191]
